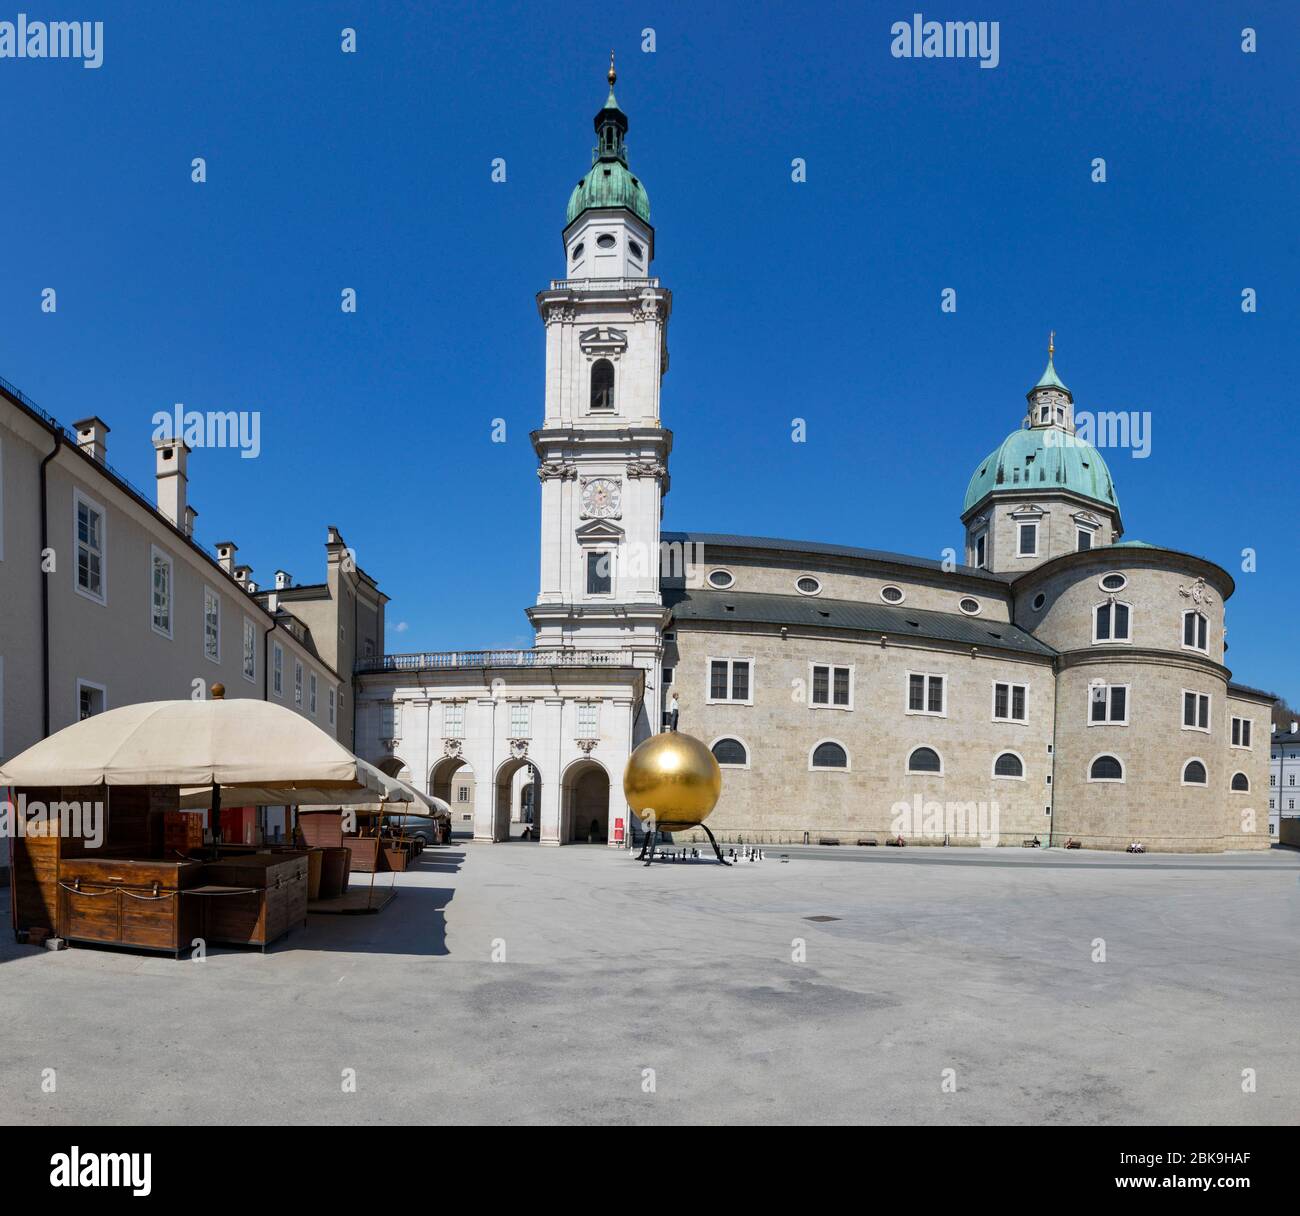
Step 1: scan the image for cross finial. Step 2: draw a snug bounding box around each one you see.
[1049,330,1055,359]
[608,50,616,88]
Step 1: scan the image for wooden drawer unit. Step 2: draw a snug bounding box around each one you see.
[194,853,308,949]
[58,859,204,957]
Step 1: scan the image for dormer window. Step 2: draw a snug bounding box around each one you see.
[590,359,615,412]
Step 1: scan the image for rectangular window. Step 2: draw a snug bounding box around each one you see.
[707,658,752,704]
[586,550,612,595]
[203,586,220,661]
[974,532,987,569]
[458,786,470,803]
[1183,611,1208,651]
[309,672,317,714]
[908,672,946,716]
[294,660,303,707]
[242,618,256,682]
[662,667,674,686]
[379,703,403,738]
[444,703,465,738]
[1231,716,1252,748]
[1183,690,1210,732]
[1089,683,1128,725]
[272,644,283,696]
[77,679,106,720]
[1076,528,1093,552]
[150,547,172,636]
[1018,521,1039,557]
[577,702,598,736]
[993,681,1028,722]
[1094,601,1131,642]
[811,665,852,709]
[75,492,106,602]
[328,687,336,727]
[509,702,531,737]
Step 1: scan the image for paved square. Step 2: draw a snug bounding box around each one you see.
[2,843,1298,1124]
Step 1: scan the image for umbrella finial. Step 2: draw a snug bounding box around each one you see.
[211,683,226,700]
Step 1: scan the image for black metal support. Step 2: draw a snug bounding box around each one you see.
[702,824,731,866]
[643,830,658,867]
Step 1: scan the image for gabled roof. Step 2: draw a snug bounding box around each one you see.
[665,588,1056,658]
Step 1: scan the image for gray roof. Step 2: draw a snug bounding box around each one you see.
[665,588,1057,657]
[662,531,1013,584]
[1228,682,1277,703]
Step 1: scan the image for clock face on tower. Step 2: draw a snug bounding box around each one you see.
[580,477,622,519]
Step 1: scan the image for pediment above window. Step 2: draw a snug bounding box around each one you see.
[575,519,625,545]
[1009,503,1047,519]
[1072,509,1103,529]
[579,326,628,358]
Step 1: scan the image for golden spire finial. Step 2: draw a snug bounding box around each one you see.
[1048,330,1055,359]
[608,49,616,88]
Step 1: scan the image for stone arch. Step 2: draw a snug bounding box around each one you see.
[561,757,611,844]
[494,755,541,842]
[430,754,475,824]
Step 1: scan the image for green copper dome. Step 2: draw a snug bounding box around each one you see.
[565,56,651,227]
[963,427,1120,515]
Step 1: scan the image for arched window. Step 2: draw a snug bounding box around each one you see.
[590,359,615,412]
[711,737,748,767]
[993,752,1024,779]
[1231,772,1250,792]
[1182,759,1207,785]
[1089,754,1124,782]
[1093,601,1132,643]
[811,741,848,770]
[907,746,942,774]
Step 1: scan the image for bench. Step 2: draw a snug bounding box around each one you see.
[857,838,878,846]
[818,837,840,846]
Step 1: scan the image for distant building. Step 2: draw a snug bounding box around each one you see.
[1270,721,1300,842]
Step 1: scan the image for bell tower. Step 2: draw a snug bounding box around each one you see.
[528,57,672,717]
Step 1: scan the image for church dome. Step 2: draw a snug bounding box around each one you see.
[565,54,651,228]
[566,160,650,226]
[963,426,1120,515]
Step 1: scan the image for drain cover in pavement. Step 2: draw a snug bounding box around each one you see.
[803,915,841,922]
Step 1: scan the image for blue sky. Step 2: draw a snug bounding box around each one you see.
[1,1,1297,698]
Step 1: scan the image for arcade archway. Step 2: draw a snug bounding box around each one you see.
[494,756,541,842]
[562,758,610,844]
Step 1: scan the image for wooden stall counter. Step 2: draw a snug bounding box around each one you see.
[58,858,205,957]
[191,853,308,950]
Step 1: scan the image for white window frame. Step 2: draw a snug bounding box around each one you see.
[242,617,257,683]
[309,671,318,715]
[1087,682,1130,727]
[585,549,615,598]
[272,643,283,696]
[991,680,1028,723]
[1230,772,1250,793]
[1087,753,1126,784]
[149,545,173,639]
[808,738,851,772]
[576,701,598,738]
[294,659,304,708]
[905,671,947,718]
[1180,757,1209,787]
[73,488,108,605]
[443,703,465,738]
[879,584,906,604]
[1092,600,1133,644]
[905,746,945,777]
[794,576,822,597]
[508,701,531,738]
[203,585,221,663]
[808,662,854,711]
[1181,689,1211,734]
[709,735,751,770]
[328,686,337,727]
[1016,520,1040,559]
[1230,715,1253,750]
[706,656,754,706]
[1181,609,1209,654]
[75,677,108,720]
[1075,527,1094,552]
[973,531,987,570]
[706,568,735,590]
[992,750,1026,780]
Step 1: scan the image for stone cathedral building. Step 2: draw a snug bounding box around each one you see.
[354,64,1272,852]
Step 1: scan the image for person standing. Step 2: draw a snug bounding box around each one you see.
[668,692,680,731]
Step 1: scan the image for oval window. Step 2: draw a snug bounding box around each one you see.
[596,234,616,249]
[1032,592,1047,611]
[796,576,821,596]
[1100,573,1127,592]
[959,597,981,616]
[707,569,734,590]
[571,242,584,261]
[880,585,905,604]
[629,240,644,260]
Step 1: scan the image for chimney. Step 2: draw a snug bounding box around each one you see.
[234,564,252,589]
[275,570,292,590]
[246,579,259,594]
[72,416,111,462]
[216,541,238,575]
[153,436,190,529]
[183,504,198,538]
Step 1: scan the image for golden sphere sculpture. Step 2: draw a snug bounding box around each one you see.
[623,731,722,832]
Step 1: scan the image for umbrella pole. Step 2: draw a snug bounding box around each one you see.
[211,781,221,859]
